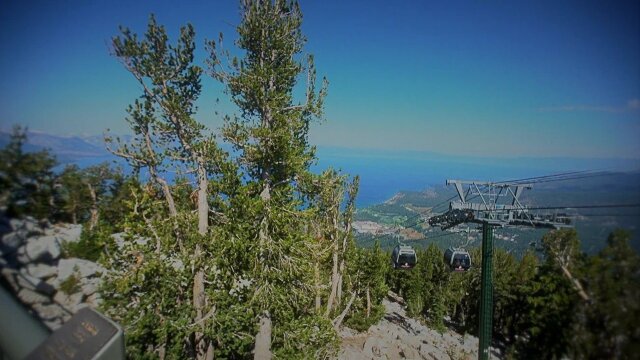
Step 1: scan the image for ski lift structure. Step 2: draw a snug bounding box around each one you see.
[432,179,574,360]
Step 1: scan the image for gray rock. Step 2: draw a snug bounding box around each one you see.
[15,271,56,295]
[35,281,56,296]
[32,303,68,321]
[45,276,58,287]
[16,272,40,290]
[1,267,21,292]
[54,291,84,312]
[55,224,83,244]
[58,258,106,281]
[17,288,49,305]
[25,235,61,262]
[81,277,101,296]
[86,293,102,307]
[43,318,63,331]
[111,232,149,250]
[26,263,57,279]
[111,232,126,249]
[9,218,24,231]
[1,231,26,252]
[22,216,41,235]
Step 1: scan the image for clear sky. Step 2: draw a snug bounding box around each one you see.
[1,0,639,159]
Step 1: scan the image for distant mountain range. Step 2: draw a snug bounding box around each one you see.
[3,129,640,206]
[0,130,110,163]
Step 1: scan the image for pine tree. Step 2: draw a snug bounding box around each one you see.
[207,1,357,357]
[56,164,91,224]
[106,15,230,359]
[569,230,640,358]
[0,125,57,219]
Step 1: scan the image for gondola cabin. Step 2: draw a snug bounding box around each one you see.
[391,245,417,270]
[444,247,471,272]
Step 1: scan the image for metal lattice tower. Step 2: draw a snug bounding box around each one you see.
[431,179,575,360]
[446,179,572,229]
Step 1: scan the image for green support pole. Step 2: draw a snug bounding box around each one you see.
[478,221,494,360]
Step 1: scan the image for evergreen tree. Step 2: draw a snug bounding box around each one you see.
[207,1,351,357]
[103,1,359,358]
[569,230,640,359]
[0,125,57,219]
[105,15,231,360]
[56,164,91,224]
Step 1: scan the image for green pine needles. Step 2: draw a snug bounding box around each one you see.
[101,1,385,359]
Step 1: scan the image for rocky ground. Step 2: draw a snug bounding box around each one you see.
[0,216,104,331]
[339,293,500,360]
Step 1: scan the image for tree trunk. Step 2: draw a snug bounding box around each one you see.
[193,243,209,360]
[196,162,208,235]
[336,217,351,307]
[325,240,339,316]
[144,129,177,218]
[156,175,178,217]
[315,260,321,312]
[86,183,99,231]
[254,312,272,360]
[560,264,590,302]
[333,291,356,330]
[336,273,343,307]
[193,161,211,360]
[366,286,371,318]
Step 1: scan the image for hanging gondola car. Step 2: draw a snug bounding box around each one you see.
[391,244,417,270]
[444,247,471,271]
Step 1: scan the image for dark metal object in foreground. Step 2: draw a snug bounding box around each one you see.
[25,307,124,360]
[0,285,50,359]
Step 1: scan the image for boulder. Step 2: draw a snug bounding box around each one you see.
[24,235,61,262]
[111,232,126,249]
[86,292,102,308]
[16,272,41,291]
[43,318,64,331]
[22,216,41,235]
[31,303,68,321]
[15,271,56,295]
[54,291,84,313]
[1,230,27,252]
[55,224,83,244]
[112,232,149,250]
[25,263,57,279]
[57,258,106,281]
[9,218,24,232]
[1,267,20,292]
[17,288,49,305]
[80,277,102,296]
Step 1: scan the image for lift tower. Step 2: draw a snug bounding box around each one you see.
[431,179,573,360]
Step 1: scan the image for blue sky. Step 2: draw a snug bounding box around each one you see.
[1,0,638,159]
